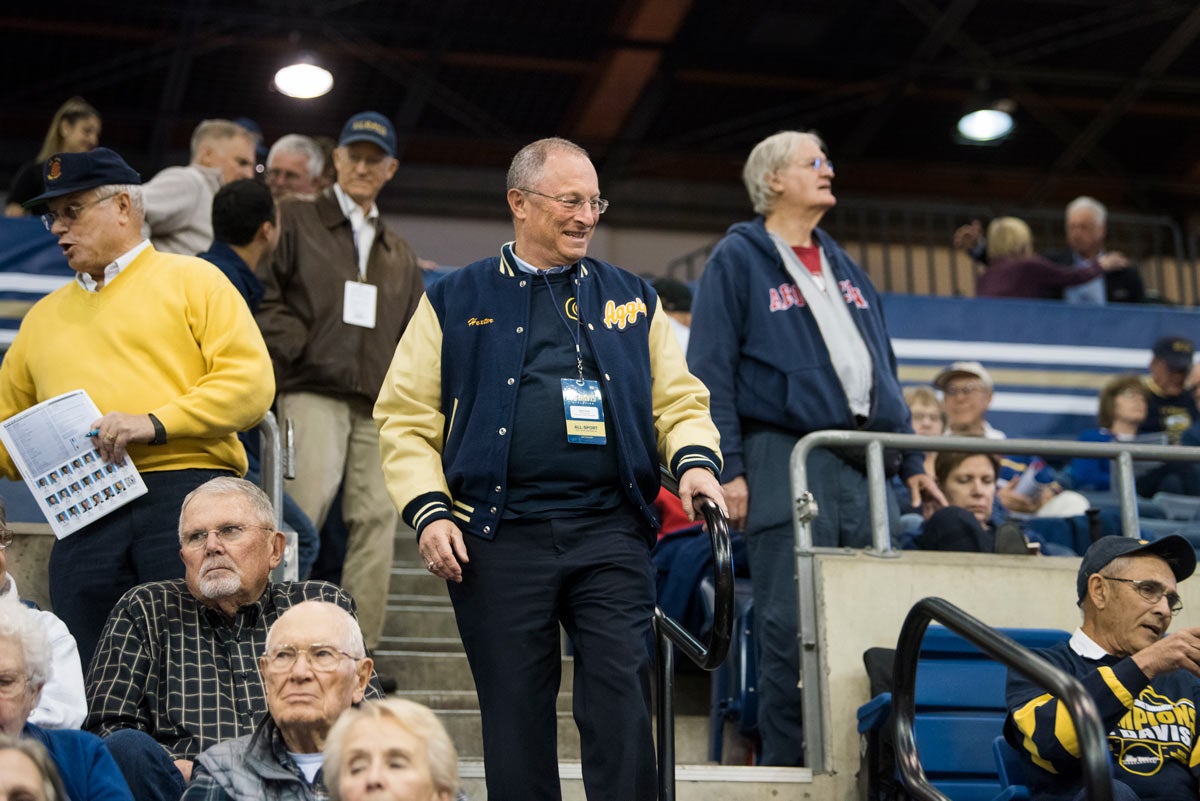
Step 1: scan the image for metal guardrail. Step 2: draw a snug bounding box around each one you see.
[656,467,734,801]
[892,597,1112,801]
[789,430,1200,771]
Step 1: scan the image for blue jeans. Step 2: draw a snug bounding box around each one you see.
[742,431,899,766]
[49,468,231,668]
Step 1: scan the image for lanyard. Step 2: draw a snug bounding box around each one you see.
[540,270,584,383]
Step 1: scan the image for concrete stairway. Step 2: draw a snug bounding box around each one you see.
[375,534,811,800]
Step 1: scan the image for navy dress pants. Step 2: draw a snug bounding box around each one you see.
[49,468,231,668]
[448,507,657,801]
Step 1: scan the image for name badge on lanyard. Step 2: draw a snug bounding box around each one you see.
[561,379,607,445]
[343,280,378,329]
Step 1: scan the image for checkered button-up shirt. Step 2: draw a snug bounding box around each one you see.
[85,579,383,760]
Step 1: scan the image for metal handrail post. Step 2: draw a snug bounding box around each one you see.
[257,411,283,529]
[655,612,677,801]
[1112,451,1139,537]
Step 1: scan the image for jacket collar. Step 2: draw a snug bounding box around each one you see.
[498,241,589,279]
[315,188,394,252]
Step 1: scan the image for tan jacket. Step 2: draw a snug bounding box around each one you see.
[255,188,423,403]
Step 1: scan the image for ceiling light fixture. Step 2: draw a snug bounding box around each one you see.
[273,55,333,99]
[956,81,1016,145]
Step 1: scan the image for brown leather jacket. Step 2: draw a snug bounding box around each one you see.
[254,189,423,403]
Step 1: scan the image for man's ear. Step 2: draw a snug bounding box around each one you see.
[507,188,528,221]
[1087,573,1108,609]
[354,656,374,702]
[255,220,273,244]
[268,530,286,569]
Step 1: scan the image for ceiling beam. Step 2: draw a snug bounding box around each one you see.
[566,0,693,142]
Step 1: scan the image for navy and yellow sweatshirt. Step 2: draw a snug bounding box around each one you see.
[1005,631,1200,801]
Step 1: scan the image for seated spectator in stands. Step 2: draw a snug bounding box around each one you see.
[1006,534,1200,801]
[5,97,101,217]
[0,736,70,801]
[916,452,1028,554]
[1140,335,1197,445]
[1,600,132,801]
[953,198,1141,305]
[933,361,1005,438]
[183,601,373,801]
[0,516,85,730]
[85,477,382,801]
[266,135,325,200]
[904,385,945,475]
[974,217,1124,300]
[1067,375,1150,492]
[141,119,257,255]
[324,699,458,801]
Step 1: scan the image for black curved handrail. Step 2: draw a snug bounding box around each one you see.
[655,468,735,801]
[893,598,1112,801]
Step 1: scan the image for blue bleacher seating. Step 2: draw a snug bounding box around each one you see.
[1150,492,1200,521]
[857,625,1070,801]
[992,735,1030,801]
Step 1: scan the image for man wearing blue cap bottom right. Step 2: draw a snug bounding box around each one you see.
[254,112,424,652]
[1005,534,1200,800]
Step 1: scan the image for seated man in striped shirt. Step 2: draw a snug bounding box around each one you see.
[84,477,383,801]
[1006,534,1200,801]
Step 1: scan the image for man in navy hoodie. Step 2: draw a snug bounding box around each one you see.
[688,130,943,766]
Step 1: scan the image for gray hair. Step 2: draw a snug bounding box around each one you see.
[742,130,828,215]
[0,596,52,691]
[0,735,68,801]
[265,601,365,658]
[267,134,325,179]
[190,119,253,161]
[506,137,590,191]
[177,476,276,544]
[325,698,459,800]
[1066,196,1106,227]
[98,184,144,219]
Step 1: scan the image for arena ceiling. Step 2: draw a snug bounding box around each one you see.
[3,0,1200,229]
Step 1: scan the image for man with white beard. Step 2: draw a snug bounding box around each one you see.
[84,477,382,801]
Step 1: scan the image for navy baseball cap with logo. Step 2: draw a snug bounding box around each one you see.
[1076,534,1196,605]
[338,111,396,157]
[1152,335,1194,372]
[23,147,141,209]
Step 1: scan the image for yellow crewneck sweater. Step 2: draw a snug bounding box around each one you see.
[0,246,274,478]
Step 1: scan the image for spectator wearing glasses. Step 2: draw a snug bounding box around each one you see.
[1006,534,1200,801]
[0,148,273,667]
[687,129,943,766]
[375,136,724,801]
[0,504,86,731]
[256,112,424,653]
[934,361,1005,439]
[1067,375,1150,493]
[183,601,373,801]
[0,600,132,801]
[265,134,325,200]
[85,477,382,801]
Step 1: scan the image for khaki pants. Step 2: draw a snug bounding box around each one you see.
[276,391,396,649]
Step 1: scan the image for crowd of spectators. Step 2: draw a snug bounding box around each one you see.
[0,90,1198,797]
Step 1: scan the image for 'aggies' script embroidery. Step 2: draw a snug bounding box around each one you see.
[768,283,805,312]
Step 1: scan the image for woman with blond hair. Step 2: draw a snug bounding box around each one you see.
[324,699,458,801]
[975,216,1123,299]
[6,97,101,216]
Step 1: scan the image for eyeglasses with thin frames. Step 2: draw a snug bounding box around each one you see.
[1101,575,1183,615]
[0,527,12,550]
[943,385,986,398]
[40,192,119,231]
[181,523,274,551]
[518,188,609,215]
[260,644,362,673]
[802,157,834,173]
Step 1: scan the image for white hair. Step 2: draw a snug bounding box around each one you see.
[742,130,828,215]
[265,601,365,658]
[0,597,52,690]
[1066,196,1106,227]
[267,134,325,179]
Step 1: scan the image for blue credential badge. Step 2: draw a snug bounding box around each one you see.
[561,378,607,445]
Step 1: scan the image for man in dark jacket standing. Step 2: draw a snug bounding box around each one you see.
[255,111,424,650]
[688,130,943,766]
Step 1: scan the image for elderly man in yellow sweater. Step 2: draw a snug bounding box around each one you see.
[2,147,274,666]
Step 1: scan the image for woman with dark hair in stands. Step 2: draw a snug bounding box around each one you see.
[975,217,1124,300]
[1067,374,1149,492]
[917,451,1030,553]
[5,97,101,216]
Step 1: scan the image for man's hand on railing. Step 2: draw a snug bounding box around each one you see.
[419,519,470,583]
[678,467,728,523]
[907,473,947,516]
